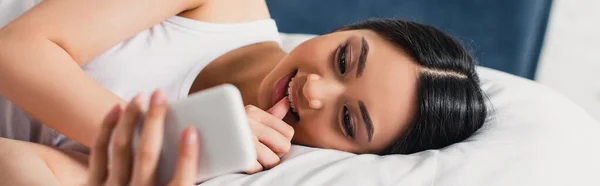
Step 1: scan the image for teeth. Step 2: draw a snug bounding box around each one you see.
[286,77,297,114]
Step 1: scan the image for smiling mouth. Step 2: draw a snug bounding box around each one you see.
[285,74,300,121]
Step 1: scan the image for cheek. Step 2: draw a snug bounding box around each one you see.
[291,117,332,148]
[291,117,356,151]
[285,41,335,73]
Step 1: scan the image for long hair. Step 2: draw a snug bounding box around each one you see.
[339,19,487,154]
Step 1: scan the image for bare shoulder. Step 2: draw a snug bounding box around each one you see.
[179,0,271,23]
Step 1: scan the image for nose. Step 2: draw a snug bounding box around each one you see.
[302,74,344,109]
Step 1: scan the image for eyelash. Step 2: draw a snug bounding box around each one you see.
[336,43,353,138]
[337,43,349,75]
[342,105,353,138]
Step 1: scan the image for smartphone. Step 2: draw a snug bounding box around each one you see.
[135,84,256,185]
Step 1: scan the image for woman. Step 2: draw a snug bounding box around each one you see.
[0,0,487,184]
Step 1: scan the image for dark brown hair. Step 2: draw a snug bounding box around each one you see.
[340,19,487,154]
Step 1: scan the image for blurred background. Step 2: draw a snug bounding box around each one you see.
[536,0,600,122]
[267,0,599,121]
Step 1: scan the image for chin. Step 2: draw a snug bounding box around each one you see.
[256,80,270,109]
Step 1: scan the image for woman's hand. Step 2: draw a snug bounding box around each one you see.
[87,90,200,186]
[244,98,295,174]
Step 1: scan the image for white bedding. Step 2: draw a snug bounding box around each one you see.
[2,2,599,185]
[197,34,600,186]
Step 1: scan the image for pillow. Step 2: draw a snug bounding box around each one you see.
[199,34,600,186]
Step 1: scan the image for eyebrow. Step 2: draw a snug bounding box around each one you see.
[358,101,374,142]
[356,37,370,78]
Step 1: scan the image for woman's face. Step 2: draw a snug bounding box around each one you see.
[258,29,419,154]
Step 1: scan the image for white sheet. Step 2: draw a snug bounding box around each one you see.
[197,34,600,186]
[2,2,599,185]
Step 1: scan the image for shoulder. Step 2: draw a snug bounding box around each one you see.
[179,0,271,23]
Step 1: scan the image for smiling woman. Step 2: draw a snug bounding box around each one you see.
[257,19,487,154]
[0,0,486,184]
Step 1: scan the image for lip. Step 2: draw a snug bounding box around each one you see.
[272,70,298,106]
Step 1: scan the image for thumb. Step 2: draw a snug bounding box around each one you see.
[267,98,289,119]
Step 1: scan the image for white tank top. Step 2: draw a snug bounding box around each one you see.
[86,16,281,101]
[0,13,281,152]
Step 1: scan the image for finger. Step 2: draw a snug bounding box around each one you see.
[130,90,167,186]
[88,105,121,185]
[246,105,294,140]
[169,127,201,186]
[106,94,145,186]
[254,140,280,169]
[244,161,263,174]
[249,118,291,157]
[267,98,289,119]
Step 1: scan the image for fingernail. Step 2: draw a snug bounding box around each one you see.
[109,104,121,118]
[185,127,198,144]
[151,89,165,105]
[133,94,147,106]
[278,97,288,104]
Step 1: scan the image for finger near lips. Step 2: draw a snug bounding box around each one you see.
[267,98,290,119]
[249,118,291,157]
[94,96,292,185]
[246,104,295,140]
[88,105,121,185]
[169,126,200,186]
[130,90,167,186]
[259,116,295,141]
[106,94,145,186]
[269,98,295,139]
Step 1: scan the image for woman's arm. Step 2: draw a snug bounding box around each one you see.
[0,137,88,186]
[0,90,198,186]
[0,0,204,147]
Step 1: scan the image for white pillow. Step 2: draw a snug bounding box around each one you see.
[2,2,597,183]
[199,34,600,186]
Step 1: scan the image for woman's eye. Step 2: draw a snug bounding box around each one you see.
[338,44,348,74]
[342,105,354,138]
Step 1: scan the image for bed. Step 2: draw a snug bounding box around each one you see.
[2,1,599,186]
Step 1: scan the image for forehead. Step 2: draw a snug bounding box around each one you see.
[347,30,419,151]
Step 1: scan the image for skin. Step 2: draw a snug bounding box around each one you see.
[0,0,269,148]
[255,30,420,153]
[86,91,201,186]
[194,29,420,154]
[0,0,419,184]
[0,91,203,186]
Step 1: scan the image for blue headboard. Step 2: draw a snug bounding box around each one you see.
[266,0,552,79]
